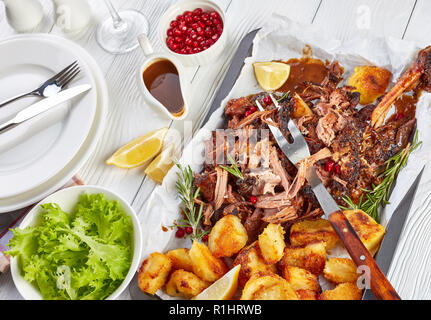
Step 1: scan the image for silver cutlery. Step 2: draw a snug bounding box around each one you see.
[255,93,400,300]
[0,84,91,134]
[0,61,80,109]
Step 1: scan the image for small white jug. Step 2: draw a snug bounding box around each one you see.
[4,0,44,32]
[54,0,92,34]
[137,34,190,120]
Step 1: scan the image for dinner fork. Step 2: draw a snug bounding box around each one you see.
[0,61,80,109]
[255,94,401,300]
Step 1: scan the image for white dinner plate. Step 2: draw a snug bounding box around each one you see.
[0,34,108,213]
[0,36,97,198]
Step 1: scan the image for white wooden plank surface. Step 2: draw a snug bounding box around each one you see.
[1,0,431,300]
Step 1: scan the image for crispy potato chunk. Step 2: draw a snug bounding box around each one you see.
[258,223,285,264]
[348,65,392,105]
[280,241,326,275]
[208,214,248,258]
[165,269,210,299]
[281,266,321,293]
[290,218,339,250]
[241,272,299,300]
[319,283,363,300]
[189,241,228,282]
[166,248,194,272]
[324,258,359,284]
[344,210,386,256]
[296,289,318,300]
[291,93,313,118]
[233,241,277,288]
[138,252,172,295]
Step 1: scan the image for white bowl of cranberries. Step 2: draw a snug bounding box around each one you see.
[158,0,227,66]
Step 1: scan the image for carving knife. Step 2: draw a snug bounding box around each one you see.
[0,84,92,134]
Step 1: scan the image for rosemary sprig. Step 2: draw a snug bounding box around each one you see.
[220,153,244,180]
[342,131,422,222]
[175,163,208,242]
[277,91,291,102]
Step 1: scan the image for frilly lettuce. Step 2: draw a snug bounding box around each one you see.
[6,193,133,300]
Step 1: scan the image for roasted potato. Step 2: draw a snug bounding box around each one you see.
[233,241,277,287]
[138,252,172,295]
[241,272,299,300]
[319,282,363,300]
[290,218,339,250]
[291,93,313,118]
[296,289,318,300]
[208,214,248,258]
[280,241,326,275]
[166,248,194,272]
[258,223,285,264]
[165,269,210,299]
[189,241,228,282]
[344,210,386,256]
[324,258,359,284]
[281,266,321,293]
[347,65,392,105]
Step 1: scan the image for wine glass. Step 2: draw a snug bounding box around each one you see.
[96,0,149,54]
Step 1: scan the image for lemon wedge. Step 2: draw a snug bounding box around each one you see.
[193,265,241,300]
[106,127,168,169]
[253,62,291,91]
[144,142,176,184]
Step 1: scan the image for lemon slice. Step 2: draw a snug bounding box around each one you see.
[193,265,241,300]
[144,143,175,184]
[106,127,168,169]
[253,62,291,91]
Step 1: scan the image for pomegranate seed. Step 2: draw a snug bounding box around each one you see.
[190,31,197,40]
[193,41,199,48]
[193,15,201,22]
[196,35,205,43]
[211,34,219,41]
[185,38,192,46]
[250,195,257,204]
[334,164,341,175]
[179,48,187,54]
[184,10,192,16]
[167,28,173,36]
[175,36,183,43]
[191,23,199,30]
[171,43,179,50]
[193,8,203,15]
[173,28,182,36]
[249,106,257,113]
[170,20,178,28]
[263,96,272,105]
[210,11,219,19]
[198,21,206,29]
[325,160,335,172]
[176,14,184,21]
[175,228,185,238]
[202,13,210,21]
[179,25,188,33]
[185,226,193,234]
[204,27,214,37]
[212,18,221,26]
[185,15,193,24]
[245,110,252,117]
[396,113,404,120]
[202,234,209,242]
[205,19,213,26]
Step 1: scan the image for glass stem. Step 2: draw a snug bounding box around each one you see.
[104,0,125,29]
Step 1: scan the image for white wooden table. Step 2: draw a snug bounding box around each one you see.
[1,0,431,300]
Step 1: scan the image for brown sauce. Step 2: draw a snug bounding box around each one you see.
[277,57,329,94]
[143,59,184,116]
[387,86,422,122]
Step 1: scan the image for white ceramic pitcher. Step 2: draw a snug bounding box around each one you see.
[137,34,190,121]
[4,0,44,32]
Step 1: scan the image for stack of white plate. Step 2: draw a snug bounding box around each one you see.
[0,34,108,213]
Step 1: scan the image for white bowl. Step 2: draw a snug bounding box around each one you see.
[10,185,142,300]
[157,0,227,67]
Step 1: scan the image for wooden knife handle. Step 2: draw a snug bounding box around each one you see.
[328,210,401,300]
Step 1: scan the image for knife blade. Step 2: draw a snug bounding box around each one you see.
[0,84,92,134]
[363,167,424,299]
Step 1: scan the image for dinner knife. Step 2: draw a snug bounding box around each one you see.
[0,84,92,134]
[363,168,424,300]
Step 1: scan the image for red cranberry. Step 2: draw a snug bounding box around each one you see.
[202,234,209,242]
[175,228,185,238]
[185,226,193,234]
[250,195,257,204]
[193,8,203,15]
[263,96,272,105]
[325,160,335,172]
